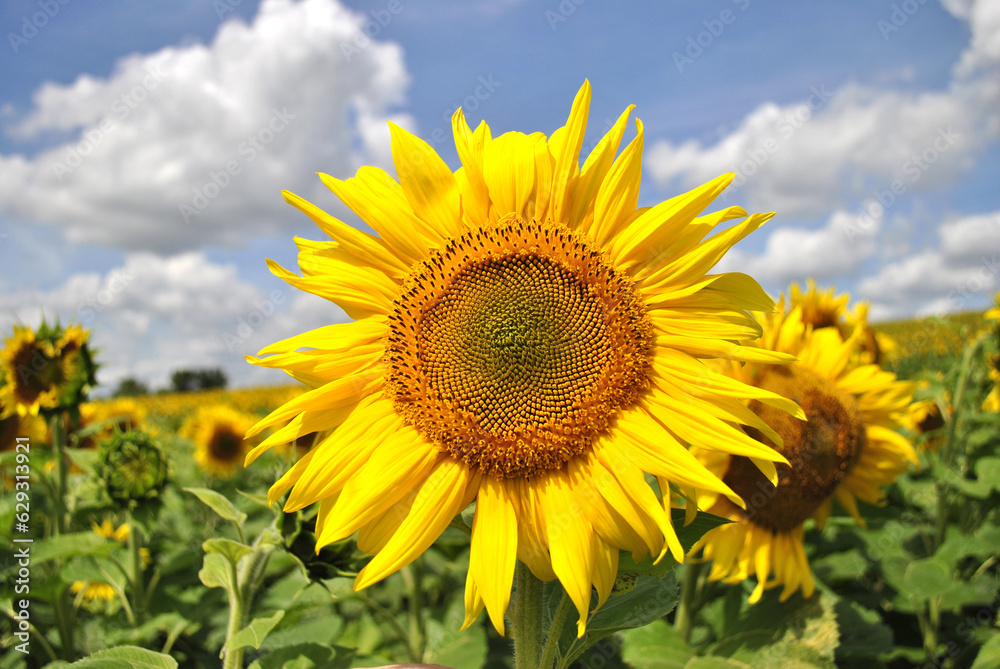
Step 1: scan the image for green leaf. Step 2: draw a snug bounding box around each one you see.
[619,619,693,669]
[423,596,487,669]
[903,558,952,599]
[204,538,253,566]
[237,488,276,510]
[619,511,729,578]
[972,633,1000,669]
[248,643,354,669]
[30,532,119,564]
[199,552,236,591]
[61,646,177,668]
[834,600,893,659]
[227,611,286,651]
[729,594,838,669]
[975,457,1000,492]
[184,486,248,527]
[549,573,680,667]
[686,659,755,669]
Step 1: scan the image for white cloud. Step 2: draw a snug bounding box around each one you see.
[0,0,414,252]
[718,208,882,287]
[858,210,1000,319]
[0,252,341,391]
[646,0,1000,218]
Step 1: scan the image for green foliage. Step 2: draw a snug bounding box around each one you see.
[170,367,228,393]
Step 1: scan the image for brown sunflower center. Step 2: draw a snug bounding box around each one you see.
[723,364,866,533]
[209,428,243,461]
[385,218,652,479]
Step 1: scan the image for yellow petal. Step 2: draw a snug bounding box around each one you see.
[570,105,635,230]
[590,118,644,248]
[282,190,410,277]
[355,458,473,589]
[390,122,463,238]
[469,477,518,636]
[549,80,591,225]
[316,431,440,548]
[539,470,595,638]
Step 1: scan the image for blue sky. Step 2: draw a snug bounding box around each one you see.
[1,0,998,390]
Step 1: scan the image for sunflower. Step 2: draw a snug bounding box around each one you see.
[690,304,917,602]
[182,405,255,478]
[789,280,892,365]
[0,323,96,418]
[74,398,149,449]
[246,80,801,636]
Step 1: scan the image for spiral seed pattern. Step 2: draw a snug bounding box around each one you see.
[385,218,653,478]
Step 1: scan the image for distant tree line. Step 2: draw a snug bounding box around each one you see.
[113,367,228,396]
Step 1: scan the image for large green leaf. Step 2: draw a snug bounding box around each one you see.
[184,487,247,527]
[199,552,236,592]
[227,611,286,651]
[248,643,355,669]
[833,600,893,661]
[903,558,952,599]
[59,646,178,668]
[619,619,694,669]
[423,598,487,669]
[971,633,1000,669]
[204,537,253,566]
[547,573,680,667]
[30,532,119,564]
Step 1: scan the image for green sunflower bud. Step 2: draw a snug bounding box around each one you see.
[97,428,168,510]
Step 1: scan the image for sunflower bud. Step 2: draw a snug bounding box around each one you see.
[97,428,168,509]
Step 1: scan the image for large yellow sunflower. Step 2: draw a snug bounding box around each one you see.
[691,303,917,602]
[181,406,255,478]
[246,80,802,636]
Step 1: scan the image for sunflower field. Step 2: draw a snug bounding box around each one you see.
[3,83,1000,669]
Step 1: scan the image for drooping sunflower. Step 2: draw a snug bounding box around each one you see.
[0,323,97,418]
[246,80,802,636]
[690,303,917,602]
[181,405,255,478]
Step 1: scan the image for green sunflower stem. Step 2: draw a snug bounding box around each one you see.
[127,510,146,625]
[513,561,546,669]
[402,562,426,663]
[674,560,703,644]
[49,413,69,535]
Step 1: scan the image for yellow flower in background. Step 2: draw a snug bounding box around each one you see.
[182,405,255,477]
[71,520,149,602]
[0,323,97,418]
[789,280,894,365]
[691,304,917,602]
[81,398,148,445]
[246,80,800,636]
[790,280,849,330]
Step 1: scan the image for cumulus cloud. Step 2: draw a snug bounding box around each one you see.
[647,0,1000,218]
[0,252,341,391]
[718,208,882,289]
[0,0,414,252]
[858,210,1000,319]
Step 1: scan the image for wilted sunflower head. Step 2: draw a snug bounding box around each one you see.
[246,80,803,636]
[97,428,168,509]
[692,304,917,602]
[0,322,97,418]
[181,405,255,478]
